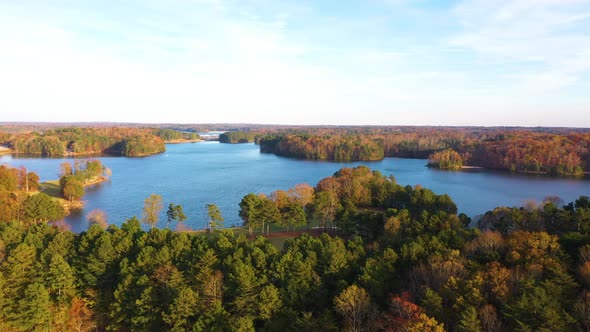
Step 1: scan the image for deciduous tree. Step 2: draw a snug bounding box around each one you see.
[142,194,163,228]
[334,285,372,332]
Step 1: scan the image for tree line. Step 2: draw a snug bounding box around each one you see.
[255,128,590,175]
[259,134,384,161]
[0,127,197,157]
[219,132,258,144]
[154,129,200,142]
[2,166,590,330]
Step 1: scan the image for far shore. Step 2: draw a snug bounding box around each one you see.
[1,139,201,157]
[164,139,202,144]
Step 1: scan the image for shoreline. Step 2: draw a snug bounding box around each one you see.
[39,176,110,216]
[83,176,109,187]
[461,165,484,169]
[0,146,12,155]
[164,139,202,144]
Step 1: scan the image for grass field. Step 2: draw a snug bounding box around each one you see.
[39,180,61,197]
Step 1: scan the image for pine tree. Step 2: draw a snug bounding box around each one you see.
[16,283,51,331]
[457,306,482,332]
[163,287,201,332]
[206,204,224,232]
[47,254,77,305]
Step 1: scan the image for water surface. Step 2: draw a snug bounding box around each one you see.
[1,142,588,232]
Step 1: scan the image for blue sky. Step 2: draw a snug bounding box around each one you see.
[1,0,589,126]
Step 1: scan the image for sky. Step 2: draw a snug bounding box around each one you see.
[0,0,589,127]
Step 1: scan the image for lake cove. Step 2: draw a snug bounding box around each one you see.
[1,142,589,232]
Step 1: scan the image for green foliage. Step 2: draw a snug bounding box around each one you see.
[119,136,166,157]
[206,204,224,231]
[0,166,589,331]
[457,306,481,332]
[239,193,263,234]
[155,128,200,141]
[57,160,110,202]
[46,254,77,304]
[23,193,65,223]
[60,175,84,201]
[7,127,169,157]
[219,131,257,143]
[13,135,66,156]
[17,283,52,331]
[278,201,306,232]
[259,134,384,161]
[505,286,576,331]
[166,203,187,228]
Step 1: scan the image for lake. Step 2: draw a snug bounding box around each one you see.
[1,142,589,232]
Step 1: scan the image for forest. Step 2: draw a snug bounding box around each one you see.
[0,127,198,157]
[219,132,258,144]
[1,166,590,331]
[256,127,590,175]
[2,124,589,174]
[259,134,384,161]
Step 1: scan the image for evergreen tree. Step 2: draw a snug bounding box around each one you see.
[166,203,187,229]
[46,254,77,305]
[457,306,482,332]
[206,204,224,232]
[16,283,51,331]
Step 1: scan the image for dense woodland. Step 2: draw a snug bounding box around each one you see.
[219,132,258,144]
[0,128,199,157]
[2,125,589,174]
[256,128,590,175]
[259,135,384,161]
[154,129,199,142]
[1,166,590,331]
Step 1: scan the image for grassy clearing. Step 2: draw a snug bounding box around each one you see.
[39,180,61,198]
[37,180,83,213]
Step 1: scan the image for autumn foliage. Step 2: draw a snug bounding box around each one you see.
[1,127,174,157]
[256,127,590,175]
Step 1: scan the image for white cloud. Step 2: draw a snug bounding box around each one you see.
[450,0,590,94]
[0,0,589,126]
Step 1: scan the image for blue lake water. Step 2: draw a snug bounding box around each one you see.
[1,142,589,232]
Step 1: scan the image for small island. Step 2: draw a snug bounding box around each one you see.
[427,148,463,170]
